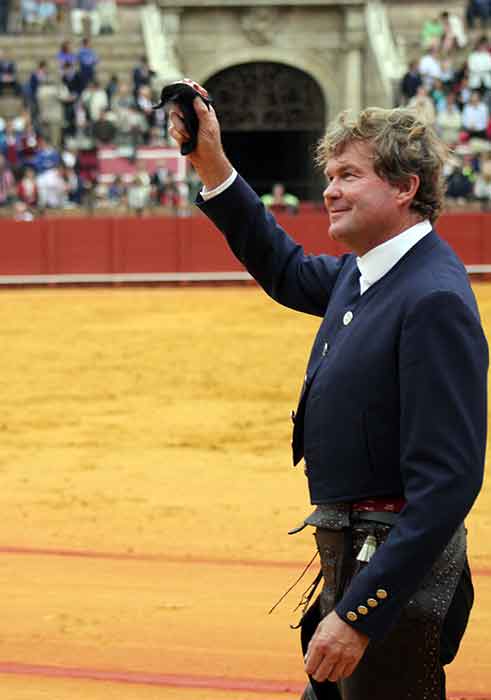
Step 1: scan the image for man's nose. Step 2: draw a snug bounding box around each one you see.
[323,179,341,202]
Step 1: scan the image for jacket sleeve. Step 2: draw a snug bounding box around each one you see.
[197,174,347,317]
[335,290,488,640]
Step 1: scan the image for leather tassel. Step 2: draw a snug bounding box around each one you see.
[356,534,377,563]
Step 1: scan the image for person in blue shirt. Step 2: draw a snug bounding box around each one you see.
[168,83,488,700]
[78,36,99,89]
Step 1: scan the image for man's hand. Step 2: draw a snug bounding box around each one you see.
[167,80,233,191]
[304,611,369,683]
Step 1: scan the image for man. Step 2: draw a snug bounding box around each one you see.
[77,37,99,90]
[261,182,299,214]
[132,56,156,101]
[169,87,488,700]
[399,60,422,104]
[0,49,21,97]
[462,90,489,140]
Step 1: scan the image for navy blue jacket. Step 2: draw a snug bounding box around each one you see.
[198,175,488,640]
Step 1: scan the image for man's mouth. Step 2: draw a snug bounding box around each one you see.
[330,209,350,217]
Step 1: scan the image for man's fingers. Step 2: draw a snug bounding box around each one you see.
[304,643,325,676]
[169,110,189,136]
[182,78,209,99]
[311,654,335,683]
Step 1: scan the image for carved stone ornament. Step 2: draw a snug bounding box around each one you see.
[205,62,325,132]
[240,7,283,46]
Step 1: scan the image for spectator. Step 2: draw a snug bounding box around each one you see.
[0,153,15,205]
[474,163,491,205]
[187,167,202,202]
[70,0,100,35]
[21,0,39,30]
[62,61,84,100]
[17,114,40,167]
[408,85,436,124]
[462,90,490,139]
[175,178,190,216]
[56,41,77,72]
[60,62,83,138]
[107,174,125,204]
[468,36,491,91]
[31,137,60,172]
[132,56,155,99]
[400,60,422,104]
[25,60,48,126]
[136,84,155,140]
[127,172,150,215]
[466,0,489,29]
[105,73,118,108]
[38,0,57,30]
[61,164,83,204]
[421,15,443,50]
[440,58,456,90]
[81,80,108,123]
[456,74,473,110]
[418,46,442,89]
[78,36,98,89]
[17,166,38,206]
[150,161,167,203]
[0,0,10,33]
[446,159,475,203]
[126,105,148,147]
[436,93,463,144]
[36,165,67,207]
[13,201,35,221]
[159,172,180,210]
[0,50,21,97]
[0,119,20,167]
[430,78,447,112]
[261,182,299,214]
[98,0,117,34]
[37,82,64,145]
[92,107,117,143]
[440,11,467,53]
[60,142,78,168]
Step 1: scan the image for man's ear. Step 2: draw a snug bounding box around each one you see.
[395,174,420,206]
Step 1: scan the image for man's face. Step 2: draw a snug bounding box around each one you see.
[323,141,407,256]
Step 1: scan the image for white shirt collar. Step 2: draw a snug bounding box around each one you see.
[356,219,432,295]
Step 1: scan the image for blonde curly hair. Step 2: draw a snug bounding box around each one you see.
[316,107,448,223]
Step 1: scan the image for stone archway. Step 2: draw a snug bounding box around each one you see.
[204,62,327,201]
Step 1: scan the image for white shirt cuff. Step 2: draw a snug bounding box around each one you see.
[200,169,238,201]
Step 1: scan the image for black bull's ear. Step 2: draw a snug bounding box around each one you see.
[153,81,213,155]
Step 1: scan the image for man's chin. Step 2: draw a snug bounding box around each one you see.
[328,222,344,242]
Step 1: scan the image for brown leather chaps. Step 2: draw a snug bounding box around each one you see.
[300,521,471,700]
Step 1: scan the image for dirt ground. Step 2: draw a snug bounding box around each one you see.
[0,285,490,699]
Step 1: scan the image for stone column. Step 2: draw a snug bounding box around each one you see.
[343,7,365,114]
[161,8,183,83]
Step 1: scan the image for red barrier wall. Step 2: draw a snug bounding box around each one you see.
[0,212,490,277]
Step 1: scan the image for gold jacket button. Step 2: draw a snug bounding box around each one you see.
[346,611,358,622]
[376,589,388,600]
[357,605,368,615]
[367,598,378,608]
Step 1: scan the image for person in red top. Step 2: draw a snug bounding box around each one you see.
[0,153,15,206]
[17,166,38,207]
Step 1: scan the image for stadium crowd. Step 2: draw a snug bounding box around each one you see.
[398,2,491,208]
[3,2,491,216]
[0,27,203,219]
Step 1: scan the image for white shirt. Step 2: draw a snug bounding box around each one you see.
[418,54,442,85]
[201,169,432,295]
[462,101,489,131]
[356,220,432,294]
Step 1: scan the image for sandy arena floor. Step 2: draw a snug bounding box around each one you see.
[0,285,490,699]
